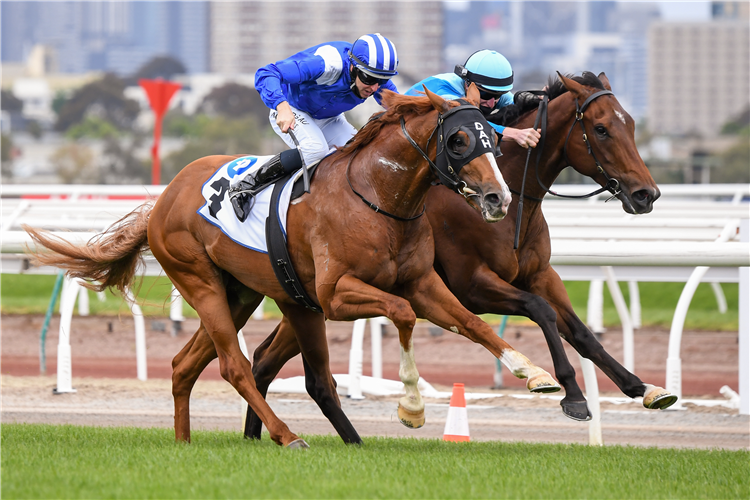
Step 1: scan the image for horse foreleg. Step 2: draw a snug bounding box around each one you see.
[276,304,362,444]
[536,269,677,409]
[321,275,425,429]
[405,270,561,393]
[460,267,590,420]
[245,319,301,440]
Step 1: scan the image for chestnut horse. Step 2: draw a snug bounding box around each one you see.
[25,86,561,448]
[243,72,677,441]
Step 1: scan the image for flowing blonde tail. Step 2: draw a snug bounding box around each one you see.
[23,202,153,295]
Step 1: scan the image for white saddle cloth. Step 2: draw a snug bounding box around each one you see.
[197,155,302,253]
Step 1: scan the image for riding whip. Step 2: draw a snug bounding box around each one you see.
[287,130,311,194]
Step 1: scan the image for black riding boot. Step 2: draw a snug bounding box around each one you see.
[230,149,303,222]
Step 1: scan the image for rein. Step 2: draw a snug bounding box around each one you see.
[512,88,620,249]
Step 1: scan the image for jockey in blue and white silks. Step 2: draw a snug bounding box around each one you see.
[405,49,541,150]
[229,33,400,221]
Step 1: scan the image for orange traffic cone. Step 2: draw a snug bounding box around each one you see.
[443,383,470,442]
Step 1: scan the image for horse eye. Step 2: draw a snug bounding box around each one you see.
[594,125,608,136]
[448,134,469,154]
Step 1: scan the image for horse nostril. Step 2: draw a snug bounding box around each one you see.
[484,193,501,208]
[632,189,651,205]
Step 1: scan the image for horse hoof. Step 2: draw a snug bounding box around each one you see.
[286,438,310,449]
[561,400,592,421]
[527,374,561,393]
[397,404,425,429]
[643,387,678,410]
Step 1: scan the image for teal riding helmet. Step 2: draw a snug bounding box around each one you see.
[455,49,514,94]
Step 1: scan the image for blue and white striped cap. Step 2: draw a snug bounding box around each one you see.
[349,33,399,78]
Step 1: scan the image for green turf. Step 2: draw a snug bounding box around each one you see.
[2,424,746,499]
[0,274,739,331]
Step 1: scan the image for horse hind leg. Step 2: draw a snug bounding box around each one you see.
[245,318,301,440]
[172,323,217,442]
[171,276,263,442]
[159,257,303,447]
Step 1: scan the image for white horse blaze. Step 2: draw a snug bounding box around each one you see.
[485,153,511,206]
[615,109,626,125]
[398,340,424,412]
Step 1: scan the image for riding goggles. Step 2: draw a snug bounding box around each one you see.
[357,69,391,87]
[476,85,509,101]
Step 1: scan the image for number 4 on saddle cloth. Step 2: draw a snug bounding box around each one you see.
[197,155,317,254]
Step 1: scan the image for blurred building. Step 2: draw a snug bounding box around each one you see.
[648,19,749,136]
[208,1,442,84]
[711,1,750,20]
[1,1,209,75]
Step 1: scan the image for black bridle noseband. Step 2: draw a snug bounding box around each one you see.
[513,88,621,249]
[348,101,495,221]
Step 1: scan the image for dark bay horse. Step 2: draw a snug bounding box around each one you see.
[244,71,676,440]
[25,86,561,448]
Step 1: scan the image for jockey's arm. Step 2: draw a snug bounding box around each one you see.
[500,126,541,149]
[255,52,327,113]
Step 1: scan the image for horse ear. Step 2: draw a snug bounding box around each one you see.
[465,82,481,106]
[597,72,612,91]
[556,71,584,97]
[423,85,450,113]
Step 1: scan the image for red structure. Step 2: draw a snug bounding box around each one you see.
[139,79,182,185]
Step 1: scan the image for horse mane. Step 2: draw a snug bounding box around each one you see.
[331,90,438,159]
[491,71,606,127]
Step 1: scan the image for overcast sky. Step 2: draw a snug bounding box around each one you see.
[657,1,712,21]
[444,1,713,22]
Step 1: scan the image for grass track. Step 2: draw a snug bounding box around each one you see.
[2,424,747,499]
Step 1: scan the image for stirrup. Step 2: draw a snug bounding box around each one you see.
[230,187,257,222]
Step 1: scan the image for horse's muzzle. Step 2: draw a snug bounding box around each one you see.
[623,186,660,214]
[480,187,511,222]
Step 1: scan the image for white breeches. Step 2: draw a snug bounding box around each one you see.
[269,107,358,166]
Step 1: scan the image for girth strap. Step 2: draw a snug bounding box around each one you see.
[265,174,323,313]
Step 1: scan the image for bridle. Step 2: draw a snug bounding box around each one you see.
[348,101,495,221]
[513,88,621,249]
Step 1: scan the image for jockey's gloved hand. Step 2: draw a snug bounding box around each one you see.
[513,91,542,110]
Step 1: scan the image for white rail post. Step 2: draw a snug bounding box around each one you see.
[628,281,641,329]
[587,279,605,334]
[603,267,634,372]
[253,297,266,320]
[124,289,147,381]
[710,283,728,314]
[370,317,385,379]
[348,319,366,399]
[169,287,185,336]
[579,355,602,446]
[666,219,740,409]
[53,277,80,394]
[739,219,749,415]
[77,287,89,316]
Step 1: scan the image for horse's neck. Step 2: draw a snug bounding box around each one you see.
[507,94,576,201]
[355,116,436,217]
